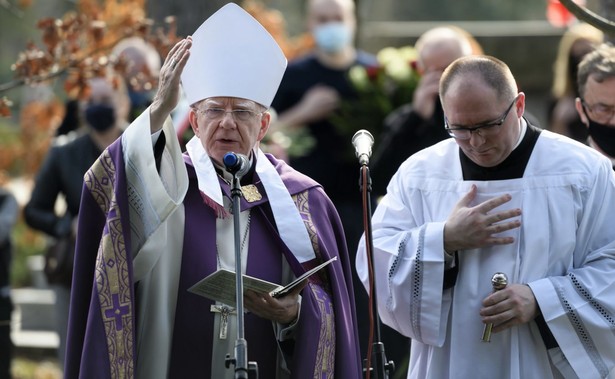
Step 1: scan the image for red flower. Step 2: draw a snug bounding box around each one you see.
[410,60,418,72]
[366,65,380,81]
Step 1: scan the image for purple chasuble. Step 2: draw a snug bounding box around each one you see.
[65,137,362,379]
[168,168,284,377]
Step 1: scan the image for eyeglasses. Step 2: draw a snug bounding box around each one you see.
[444,96,518,140]
[581,99,615,123]
[195,107,263,122]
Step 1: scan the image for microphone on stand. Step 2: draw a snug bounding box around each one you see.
[223,152,251,179]
[352,130,374,166]
[353,130,395,378]
[222,150,259,378]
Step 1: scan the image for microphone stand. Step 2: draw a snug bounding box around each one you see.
[359,164,394,379]
[224,172,258,379]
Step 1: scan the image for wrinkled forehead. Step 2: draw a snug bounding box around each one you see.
[199,97,262,110]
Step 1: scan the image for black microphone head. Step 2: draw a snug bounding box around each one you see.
[223,152,250,178]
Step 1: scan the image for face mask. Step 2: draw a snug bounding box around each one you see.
[587,118,615,157]
[85,103,116,132]
[313,22,351,54]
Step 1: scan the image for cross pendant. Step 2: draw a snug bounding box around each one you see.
[210,304,237,340]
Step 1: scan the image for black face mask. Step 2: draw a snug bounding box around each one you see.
[587,117,615,157]
[85,103,116,132]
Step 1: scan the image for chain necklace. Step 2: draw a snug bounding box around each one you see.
[216,210,251,270]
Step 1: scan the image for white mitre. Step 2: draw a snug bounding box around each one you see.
[180,3,287,107]
[181,4,315,264]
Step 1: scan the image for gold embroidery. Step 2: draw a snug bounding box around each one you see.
[292,191,335,377]
[241,184,262,202]
[87,150,134,379]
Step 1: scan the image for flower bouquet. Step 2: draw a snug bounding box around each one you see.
[331,45,421,143]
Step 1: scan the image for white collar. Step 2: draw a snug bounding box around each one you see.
[513,117,528,150]
[185,136,316,263]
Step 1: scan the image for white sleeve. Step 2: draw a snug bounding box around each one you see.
[121,107,189,259]
[528,158,615,378]
[356,172,451,347]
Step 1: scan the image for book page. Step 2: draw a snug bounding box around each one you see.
[271,256,337,297]
[187,256,338,306]
[188,269,280,308]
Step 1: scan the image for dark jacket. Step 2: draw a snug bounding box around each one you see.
[24,133,102,238]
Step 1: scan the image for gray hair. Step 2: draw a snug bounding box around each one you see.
[577,43,615,97]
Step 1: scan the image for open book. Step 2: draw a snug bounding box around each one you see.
[188,256,337,308]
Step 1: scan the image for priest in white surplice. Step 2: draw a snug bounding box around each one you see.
[356,55,615,379]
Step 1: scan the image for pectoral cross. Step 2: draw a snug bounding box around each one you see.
[210,304,236,340]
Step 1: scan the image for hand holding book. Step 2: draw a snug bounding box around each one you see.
[188,256,338,308]
[244,278,308,324]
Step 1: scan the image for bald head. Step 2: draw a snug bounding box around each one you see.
[415,26,474,73]
[307,0,356,57]
[440,55,518,104]
[307,0,356,30]
[307,0,355,15]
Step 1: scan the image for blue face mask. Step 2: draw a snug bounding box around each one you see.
[85,103,116,132]
[313,22,351,54]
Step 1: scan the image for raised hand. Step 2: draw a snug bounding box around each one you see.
[412,70,441,120]
[149,37,192,133]
[296,85,340,123]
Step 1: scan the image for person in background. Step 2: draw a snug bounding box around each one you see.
[548,22,603,142]
[111,36,162,121]
[55,98,82,137]
[271,0,377,207]
[55,37,160,138]
[65,4,361,378]
[370,25,479,199]
[575,42,615,167]
[357,55,615,378]
[0,187,18,379]
[23,77,124,371]
[270,0,386,372]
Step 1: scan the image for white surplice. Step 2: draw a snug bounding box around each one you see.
[356,130,615,379]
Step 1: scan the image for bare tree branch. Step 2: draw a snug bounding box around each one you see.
[0,0,24,17]
[559,0,615,35]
